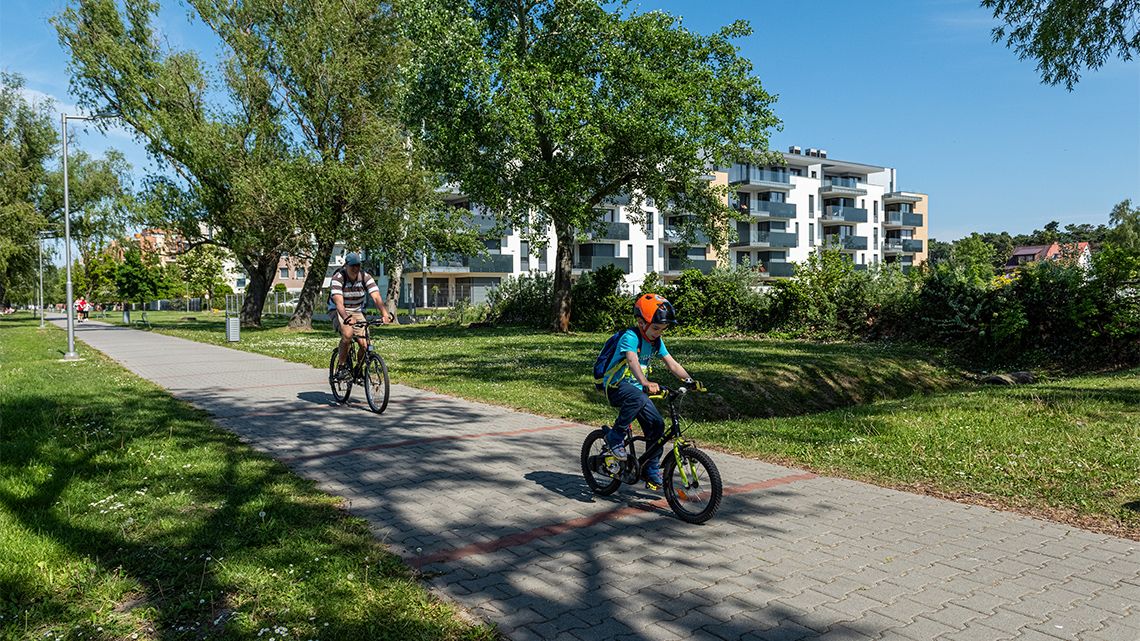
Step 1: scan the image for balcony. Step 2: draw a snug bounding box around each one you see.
[663,226,711,245]
[736,200,797,219]
[823,235,868,251]
[729,167,794,190]
[822,205,868,223]
[883,191,923,204]
[573,255,631,273]
[468,213,511,236]
[819,177,868,197]
[759,261,795,278]
[665,257,717,274]
[884,211,924,228]
[853,264,869,272]
[582,221,630,241]
[429,253,515,273]
[882,239,904,254]
[903,239,924,253]
[731,230,798,249]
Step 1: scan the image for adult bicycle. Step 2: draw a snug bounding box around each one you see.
[581,383,723,524]
[328,317,390,413]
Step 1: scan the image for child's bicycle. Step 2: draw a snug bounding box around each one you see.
[580,383,723,524]
[327,317,390,413]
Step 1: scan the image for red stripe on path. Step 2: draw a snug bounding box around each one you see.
[280,422,582,463]
[413,472,817,568]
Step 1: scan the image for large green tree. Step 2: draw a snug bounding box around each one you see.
[0,73,57,307]
[403,0,781,331]
[193,0,450,329]
[56,0,300,327]
[1107,199,1140,253]
[982,0,1140,90]
[41,148,133,297]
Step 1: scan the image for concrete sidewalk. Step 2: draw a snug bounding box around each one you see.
[60,319,1139,641]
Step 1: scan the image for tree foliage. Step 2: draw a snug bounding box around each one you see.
[0,72,58,306]
[403,0,781,331]
[983,0,1140,90]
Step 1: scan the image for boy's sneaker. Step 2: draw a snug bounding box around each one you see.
[603,429,628,460]
[643,466,664,492]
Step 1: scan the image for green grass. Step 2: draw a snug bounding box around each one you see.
[0,316,495,641]
[108,311,1140,538]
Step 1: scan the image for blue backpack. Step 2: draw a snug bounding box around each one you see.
[593,328,657,391]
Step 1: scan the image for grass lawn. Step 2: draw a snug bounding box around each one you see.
[104,311,1140,539]
[0,315,494,641]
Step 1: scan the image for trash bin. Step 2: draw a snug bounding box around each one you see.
[122,309,130,324]
[225,316,240,342]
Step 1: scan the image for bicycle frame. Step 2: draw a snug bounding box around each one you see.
[621,388,698,488]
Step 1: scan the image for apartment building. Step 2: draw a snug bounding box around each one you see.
[386,147,929,306]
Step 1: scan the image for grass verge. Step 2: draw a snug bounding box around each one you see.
[106,311,1140,538]
[0,315,495,641]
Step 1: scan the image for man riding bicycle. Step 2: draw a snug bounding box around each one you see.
[328,252,392,379]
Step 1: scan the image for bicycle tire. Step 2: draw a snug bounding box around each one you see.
[663,446,722,524]
[362,353,390,414]
[328,347,353,404]
[581,429,621,496]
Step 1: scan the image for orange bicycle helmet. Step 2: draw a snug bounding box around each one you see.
[634,293,678,325]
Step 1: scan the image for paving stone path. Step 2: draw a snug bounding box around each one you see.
[61,319,1139,641]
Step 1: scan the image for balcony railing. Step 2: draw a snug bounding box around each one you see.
[731,230,798,249]
[883,239,903,253]
[760,261,795,278]
[820,177,868,196]
[663,226,711,245]
[822,205,868,223]
[573,255,631,273]
[582,221,630,241]
[736,200,797,219]
[884,211,924,227]
[665,257,717,274]
[823,235,868,251]
[729,167,792,187]
[903,239,924,253]
[428,253,515,273]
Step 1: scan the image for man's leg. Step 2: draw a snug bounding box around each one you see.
[336,316,354,369]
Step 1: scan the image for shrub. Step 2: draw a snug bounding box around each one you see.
[570,264,632,332]
[485,271,555,326]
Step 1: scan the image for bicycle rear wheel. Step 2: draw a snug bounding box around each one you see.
[362,353,390,414]
[581,429,621,496]
[663,446,722,524]
[328,346,353,404]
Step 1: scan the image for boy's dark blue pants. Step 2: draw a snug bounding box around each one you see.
[606,380,666,470]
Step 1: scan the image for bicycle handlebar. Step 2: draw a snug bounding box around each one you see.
[351,317,389,327]
[647,380,708,400]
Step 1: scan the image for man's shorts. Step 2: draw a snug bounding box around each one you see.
[332,311,367,338]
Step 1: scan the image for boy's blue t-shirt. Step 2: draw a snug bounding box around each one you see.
[602,329,670,390]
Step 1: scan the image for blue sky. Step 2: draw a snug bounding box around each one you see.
[3,0,1138,241]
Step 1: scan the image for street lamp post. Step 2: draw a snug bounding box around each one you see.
[60,112,113,359]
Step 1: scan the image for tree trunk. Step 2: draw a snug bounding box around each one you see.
[287,233,336,330]
[550,222,574,333]
[385,258,404,324]
[238,253,280,328]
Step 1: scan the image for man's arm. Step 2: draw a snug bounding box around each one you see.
[370,291,392,322]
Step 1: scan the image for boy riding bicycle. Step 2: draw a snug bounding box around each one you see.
[598,294,698,491]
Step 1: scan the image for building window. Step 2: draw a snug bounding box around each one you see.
[860,199,865,208]
[808,195,815,216]
[646,219,654,240]
[646,245,654,272]
[810,170,817,178]
[296,267,305,278]
[873,201,879,222]
[809,225,815,247]
[520,241,530,271]
[627,244,633,261]
[280,267,289,279]
[236,278,246,288]
[874,228,879,248]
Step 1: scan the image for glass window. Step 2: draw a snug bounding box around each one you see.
[808,195,814,216]
[646,246,654,272]
[646,219,654,240]
[296,267,305,278]
[236,278,246,288]
[520,241,530,271]
[809,225,815,246]
[810,170,817,178]
[280,267,289,278]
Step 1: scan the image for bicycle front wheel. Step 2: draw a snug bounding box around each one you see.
[328,347,353,404]
[581,429,621,496]
[663,446,722,524]
[362,353,390,414]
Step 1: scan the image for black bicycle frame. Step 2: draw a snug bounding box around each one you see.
[626,394,684,474]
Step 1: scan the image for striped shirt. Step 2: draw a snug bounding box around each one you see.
[327,268,380,313]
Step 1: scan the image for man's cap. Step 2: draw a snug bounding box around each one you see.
[344,252,363,266]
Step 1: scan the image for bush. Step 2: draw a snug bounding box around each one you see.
[570,264,632,332]
[657,266,770,334]
[485,271,555,327]
[769,251,870,339]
